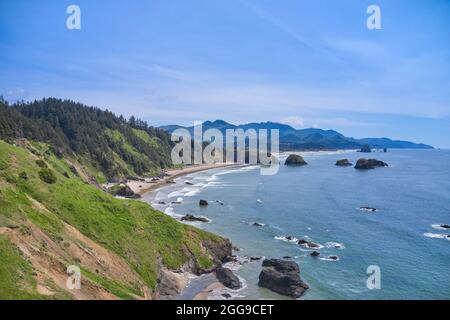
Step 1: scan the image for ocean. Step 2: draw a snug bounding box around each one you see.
[143,150,450,300]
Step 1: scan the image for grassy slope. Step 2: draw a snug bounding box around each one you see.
[0,140,225,299]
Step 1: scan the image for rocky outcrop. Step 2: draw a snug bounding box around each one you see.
[199,199,209,206]
[354,158,388,170]
[360,145,372,153]
[284,154,308,166]
[335,159,352,166]
[215,267,241,290]
[203,239,233,268]
[180,214,210,223]
[108,184,141,199]
[298,239,320,249]
[440,224,450,229]
[258,259,309,298]
[310,251,320,257]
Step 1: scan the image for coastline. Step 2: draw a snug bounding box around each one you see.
[139,149,360,300]
[127,163,240,196]
[138,162,247,300]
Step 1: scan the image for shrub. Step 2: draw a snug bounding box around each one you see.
[38,168,57,184]
[35,159,47,168]
[18,171,28,180]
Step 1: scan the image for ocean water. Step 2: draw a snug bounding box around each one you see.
[143,150,450,300]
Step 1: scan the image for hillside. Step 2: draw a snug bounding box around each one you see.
[0,139,231,299]
[160,120,434,151]
[0,98,174,183]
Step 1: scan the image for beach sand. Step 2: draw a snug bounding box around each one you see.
[125,163,239,196]
[193,282,225,300]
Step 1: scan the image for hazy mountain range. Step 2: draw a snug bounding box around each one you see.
[160,120,434,151]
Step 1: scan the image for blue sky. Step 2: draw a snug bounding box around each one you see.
[1,0,449,147]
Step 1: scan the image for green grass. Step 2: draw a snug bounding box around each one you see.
[0,140,226,298]
[0,235,43,300]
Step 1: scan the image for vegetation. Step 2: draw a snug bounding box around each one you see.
[0,138,227,299]
[0,97,174,180]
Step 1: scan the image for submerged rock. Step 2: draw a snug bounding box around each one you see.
[354,158,388,170]
[216,267,242,290]
[252,222,265,227]
[335,159,353,166]
[250,256,262,261]
[284,154,308,166]
[180,214,210,223]
[310,251,320,257]
[199,199,209,206]
[222,293,232,299]
[258,259,309,298]
[360,206,377,212]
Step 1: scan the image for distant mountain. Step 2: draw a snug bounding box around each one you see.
[159,120,434,151]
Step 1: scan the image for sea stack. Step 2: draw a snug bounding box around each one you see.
[258,259,309,298]
[360,145,372,153]
[285,154,308,166]
[354,159,388,170]
[335,159,352,166]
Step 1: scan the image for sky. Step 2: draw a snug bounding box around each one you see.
[0,0,449,148]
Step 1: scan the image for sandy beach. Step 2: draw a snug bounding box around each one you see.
[126,163,239,196]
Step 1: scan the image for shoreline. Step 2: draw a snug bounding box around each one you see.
[126,163,241,196]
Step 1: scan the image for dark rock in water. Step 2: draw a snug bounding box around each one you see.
[354,158,388,170]
[222,293,232,299]
[360,145,372,153]
[258,259,308,298]
[440,224,450,229]
[166,180,175,184]
[250,256,262,261]
[384,148,387,153]
[335,159,353,166]
[199,199,209,206]
[285,154,308,166]
[224,255,238,263]
[328,255,339,261]
[109,184,141,199]
[310,251,320,257]
[262,259,299,273]
[215,200,224,205]
[252,222,265,227]
[298,239,320,249]
[185,181,194,185]
[232,246,241,252]
[158,201,166,205]
[216,268,241,289]
[286,236,295,241]
[283,256,292,259]
[180,214,210,223]
[360,206,377,212]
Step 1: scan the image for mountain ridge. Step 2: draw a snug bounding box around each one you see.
[159,120,434,150]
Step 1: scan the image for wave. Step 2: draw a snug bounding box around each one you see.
[275,235,299,243]
[431,224,450,231]
[424,233,450,240]
[320,256,340,262]
[325,242,346,250]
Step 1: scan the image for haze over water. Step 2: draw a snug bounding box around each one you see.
[144,150,450,299]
